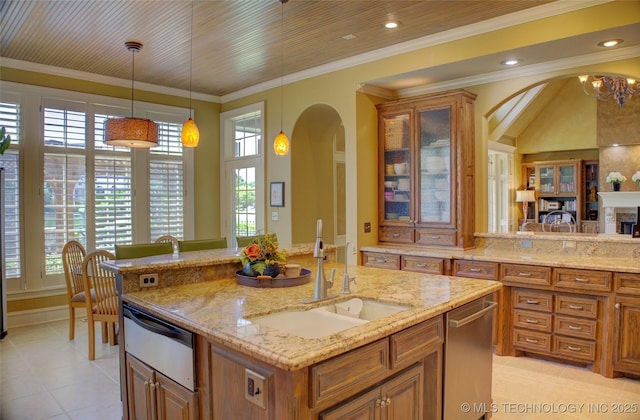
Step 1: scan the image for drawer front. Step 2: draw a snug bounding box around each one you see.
[310,339,389,407]
[553,336,596,362]
[555,294,597,319]
[500,264,552,287]
[361,252,400,270]
[401,256,444,274]
[390,317,443,369]
[513,289,553,312]
[554,268,612,292]
[379,226,413,244]
[415,229,456,247]
[452,260,499,280]
[513,309,553,333]
[614,272,640,296]
[513,329,552,353]
[554,315,597,340]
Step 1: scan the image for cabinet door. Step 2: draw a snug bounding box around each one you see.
[155,371,198,420]
[320,387,379,420]
[613,296,640,375]
[126,354,156,420]
[537,164,556,193]
[381,112,412,225]
[417,106,452,227]
[381,364,423,420]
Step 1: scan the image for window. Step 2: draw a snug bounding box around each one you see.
[0,101,21,279]
[221,103,265,246]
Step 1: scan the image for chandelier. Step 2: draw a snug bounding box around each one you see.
[578,75,639,108]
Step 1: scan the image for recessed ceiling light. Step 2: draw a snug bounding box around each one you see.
[598,39,623,48]
[385,21,398,29]
[501,59,521,66]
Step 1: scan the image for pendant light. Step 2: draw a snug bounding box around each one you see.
[273,0,289,156]
[104,41,159,148]
[181,0,200,147]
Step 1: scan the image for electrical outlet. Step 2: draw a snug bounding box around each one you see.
[244,369,266,408]
[563,240,576,249]
[139,273,159,288]
[364,222,371,233]
[520,240,533,248]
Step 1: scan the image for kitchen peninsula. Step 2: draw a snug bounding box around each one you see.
[104,245,501,420]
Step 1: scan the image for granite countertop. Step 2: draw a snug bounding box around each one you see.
[122,263,501,371]
[362,232,640,273]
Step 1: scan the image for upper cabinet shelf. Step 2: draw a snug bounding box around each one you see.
[377,90,476,249]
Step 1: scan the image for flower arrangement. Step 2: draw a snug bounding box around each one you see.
[605,171,627,184]
[632,171,640,188]
[240,233,286,277]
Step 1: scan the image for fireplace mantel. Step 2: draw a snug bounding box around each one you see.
[598,192,640,234]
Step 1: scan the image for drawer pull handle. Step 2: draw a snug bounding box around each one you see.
[416,263,426,267]
[525,319,539,324]
[374,258,388,263]
[568,305,583,310]
[469,268,482,272]
[392,233,400,237]
[574,277,589,283]
[526,299,540,305]
[567,345,582,352]
[518,272,532,277]
[568,325,582,330]
[430,236,441,239]
[615,303,621,309]
[525,338,539,344]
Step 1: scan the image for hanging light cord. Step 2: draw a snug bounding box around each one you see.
[130,47,135,117]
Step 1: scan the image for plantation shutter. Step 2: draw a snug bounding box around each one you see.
[0,101,21,278]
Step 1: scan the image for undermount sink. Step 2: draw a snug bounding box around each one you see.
[248,298,409,339]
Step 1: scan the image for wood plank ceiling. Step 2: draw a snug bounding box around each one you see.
[1,0,554,97]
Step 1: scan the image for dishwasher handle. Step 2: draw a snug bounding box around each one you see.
[448,301,497,328]
[123,304,187,342]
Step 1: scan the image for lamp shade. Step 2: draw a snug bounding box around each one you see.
[181,117,200,147]
[273,131,289,155]
[516,190,536,202]
[104,117,158,148]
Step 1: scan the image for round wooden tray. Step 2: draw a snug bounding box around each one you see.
[235,268,311,288]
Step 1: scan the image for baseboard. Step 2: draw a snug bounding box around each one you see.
[7,305,69,328]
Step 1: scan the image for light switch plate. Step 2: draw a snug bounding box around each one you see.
[271,211,279,221]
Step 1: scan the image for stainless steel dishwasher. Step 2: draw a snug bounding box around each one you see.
[443,296,497,420]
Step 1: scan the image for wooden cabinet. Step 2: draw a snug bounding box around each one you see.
[361,252,401,270]
[612,272,640,375]
[362,251,448,274]
[125,354,198,420]
[377,90,476,248]
[526,159,582,228]
[320,363,423,420]
[452,259,499,280]
[583,160,599,224]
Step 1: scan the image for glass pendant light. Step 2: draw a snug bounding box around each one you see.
[273,0,289,156]
[181,0,200,147]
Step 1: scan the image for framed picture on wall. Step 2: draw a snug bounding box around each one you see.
[270,182,284,207]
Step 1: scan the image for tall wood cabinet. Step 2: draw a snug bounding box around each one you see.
[377,90,476,248]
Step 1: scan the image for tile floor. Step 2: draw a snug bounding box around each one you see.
[1,318,639,419]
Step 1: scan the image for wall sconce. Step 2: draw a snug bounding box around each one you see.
[104,42,159,148]
[516,189,536,222]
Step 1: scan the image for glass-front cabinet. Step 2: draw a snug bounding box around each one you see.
[534,159,581,226]
[377,90,476,248]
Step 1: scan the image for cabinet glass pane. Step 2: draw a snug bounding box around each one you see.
[558,165,575,193]
[418,108,450,223]
[539,165,555,193]
[382,114,410,222]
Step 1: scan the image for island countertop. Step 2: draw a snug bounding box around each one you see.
[122,263,501,371]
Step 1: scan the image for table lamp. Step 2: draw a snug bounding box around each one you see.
[516,190,536,222]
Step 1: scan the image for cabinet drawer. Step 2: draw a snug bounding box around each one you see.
[500,264,551,287]
[513,309,552,333]
[361,252,400,270]
[415,229,456,247]
[310,339,390,407]
[390,317,443,369]
[513,289,553,312]
[554,315,597,340]
[379,226,413,244]
[554,268,612,292]
[614,272,640,296]
[452,260,499,280]
[555,294,597,319]
[401,256,444,274]
[513,329,552,353]
[553,336,596,362]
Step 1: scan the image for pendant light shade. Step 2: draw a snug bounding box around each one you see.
[181,117,200,147]
[273,130,289,155]
[182,0,199,147]
[104,41,159,149]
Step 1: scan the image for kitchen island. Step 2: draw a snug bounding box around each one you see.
[104,249,501,420]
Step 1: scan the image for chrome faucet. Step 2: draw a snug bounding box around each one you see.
[341,242,356,294]
[303,219,336,303]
